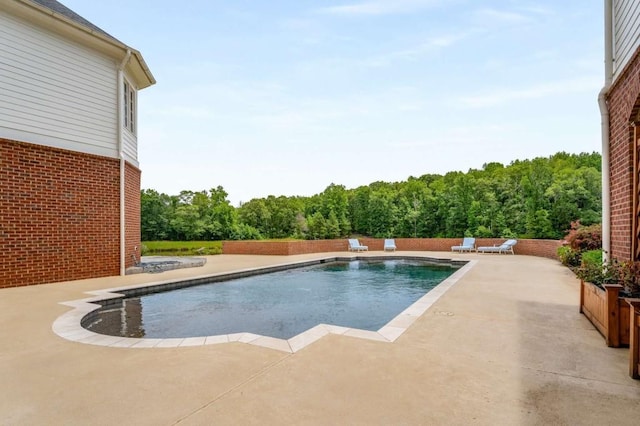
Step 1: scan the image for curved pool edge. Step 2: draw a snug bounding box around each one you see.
[52,257,477,353]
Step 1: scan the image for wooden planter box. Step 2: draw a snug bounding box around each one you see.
[579,280,630,347]
[628,299,640,379]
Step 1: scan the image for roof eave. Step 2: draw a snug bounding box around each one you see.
[130,50,156,89]
[13,0,155,89]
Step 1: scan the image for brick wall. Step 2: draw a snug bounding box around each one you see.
[125,163,141,268]
[0,139,122,288]
[606,44,640,261]
[223,238,563,260]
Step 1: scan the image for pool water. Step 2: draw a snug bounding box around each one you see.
[85,259,457,340]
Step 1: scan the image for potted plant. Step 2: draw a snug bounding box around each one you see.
[615,260,640,297]
[577,252,640,347]
[615,260,640,379]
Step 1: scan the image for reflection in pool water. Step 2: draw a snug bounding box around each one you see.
[85,259,457,340]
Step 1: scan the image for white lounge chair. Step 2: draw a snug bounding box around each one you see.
[384,239,396,251]
[476,239,517,254]
[451,237,475,253]
[348,238,368,252]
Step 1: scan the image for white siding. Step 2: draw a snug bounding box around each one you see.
[122,128,138,165]
[613,0,640,80]
[0,10,118,158]
[121,74,138,166]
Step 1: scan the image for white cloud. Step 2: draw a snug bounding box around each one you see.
[394,33,467,57]
[360,31,469,68]
[518,5,555,17]
[316,0,442,16]
[457,76,601,108]
[473,8,532,24]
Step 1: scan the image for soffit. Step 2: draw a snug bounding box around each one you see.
[4,0,155,89]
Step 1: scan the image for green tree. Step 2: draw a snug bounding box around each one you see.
[348,186,371,235]
[397,177,432,237]
[142,151,603,242]
[366,184,399,237]
[141,189,172,240]
[525,209,555,238]
[171,204,206,240]
[307,212,327,239]
[205,186,237,240]
[316,184,351,236]
[238,199,271,235]
[443,173,475,237]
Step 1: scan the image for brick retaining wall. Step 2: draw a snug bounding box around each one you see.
[223,238,563,260]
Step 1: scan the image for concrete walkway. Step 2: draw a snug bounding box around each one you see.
[1,252,639,425]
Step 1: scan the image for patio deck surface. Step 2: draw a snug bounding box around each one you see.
[1,252,639,425]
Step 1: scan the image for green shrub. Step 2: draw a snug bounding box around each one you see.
[557,246,581,267]
[575,252,640,296]
[575,249,615,286]
[474,226,493,238]
[580,249,603,267]
[500,228,517,239]
[558,222,603,271]
[229,223,262,240]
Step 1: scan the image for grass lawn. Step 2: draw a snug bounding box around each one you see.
[142,241,223,256]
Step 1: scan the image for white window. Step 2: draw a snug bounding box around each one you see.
[123,80,136,134]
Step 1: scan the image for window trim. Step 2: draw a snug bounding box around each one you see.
[123,79,137,135]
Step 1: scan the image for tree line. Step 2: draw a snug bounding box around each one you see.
[141,151,602,241]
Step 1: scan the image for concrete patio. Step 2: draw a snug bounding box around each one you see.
[1,252,639,425]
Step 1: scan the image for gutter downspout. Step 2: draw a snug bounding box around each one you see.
[599,0,613,261]
[118,49,132,275]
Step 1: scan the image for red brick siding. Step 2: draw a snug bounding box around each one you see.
[0,139,121,287]
[606,44,640,261]
[125,163,141,268]
[222,238,563,260]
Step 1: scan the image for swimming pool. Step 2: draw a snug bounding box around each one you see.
[84,258,459,340]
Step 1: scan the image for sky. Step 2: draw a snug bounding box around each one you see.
[63,0,604,206]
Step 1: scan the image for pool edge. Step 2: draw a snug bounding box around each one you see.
[52,257,478,354]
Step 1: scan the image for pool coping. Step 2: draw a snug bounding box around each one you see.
[52,256,477,353]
